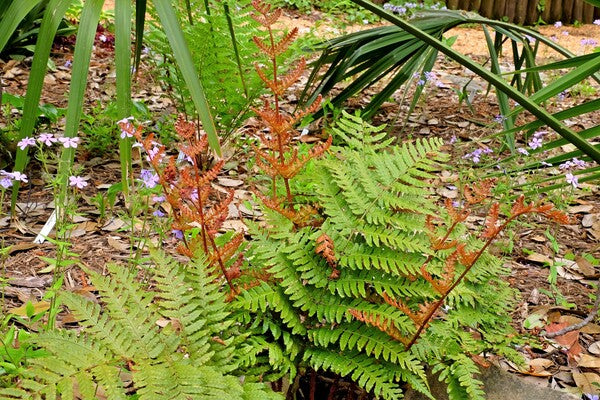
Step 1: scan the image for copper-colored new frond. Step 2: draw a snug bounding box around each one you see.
[349,309,410,345]
[175,116,197,141]
[251,0,280,26]
[288,94,323,126]
[273,27,299,56]
[539,207,571,224]
[205,190,235,235]
[430,237,457,251]
[252,103,292,136]
[315,233,340,279]
[457,243,477,266]
[444,198,470,223]
[435,252,458,295]
[482,202,500,239]
[255,58,307,96]
[196,160,225,188]
[464,178,496,205]
[252,36,277,59]
[255,191,318,226]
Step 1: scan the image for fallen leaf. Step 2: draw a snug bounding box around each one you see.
[582,214,597,228]
[217,177,243,187]
[108,236,129,252]
[526,252,552,264]
[559,315,600,334]
[590,341,600,355]
[573,371,600,395]
[102,218,125,231]
[577,256,597,277]
[8,301,50,317]
[569,205,594,213]
[546,322,582,360]
[578,354,600,369]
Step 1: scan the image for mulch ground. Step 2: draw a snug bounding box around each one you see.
[1,8,600,397]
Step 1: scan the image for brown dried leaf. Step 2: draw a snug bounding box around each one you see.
[572,371,600,395]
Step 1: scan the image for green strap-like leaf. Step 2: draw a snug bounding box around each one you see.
[11,0,73,211]
[116,0,133,196]
[153,0,221,155]
[57,0,104,192]
[0,0,42,53]
[351,0,600,164]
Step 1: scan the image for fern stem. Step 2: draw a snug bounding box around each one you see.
[208,234,235,291]
[223,1,248,98]
[406,214,518,350]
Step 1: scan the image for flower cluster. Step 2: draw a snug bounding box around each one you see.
[16,133,79,150]
[0,170,28,189]
[383,2,445,15]
[413,71,443,87]
[528,130,547,150]
[559,157,587,189]
[581,38,598,47]
[463,147,493,163]
[494,114,507,124]
[554,21,562,28]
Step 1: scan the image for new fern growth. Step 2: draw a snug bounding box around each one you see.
[121,118,243,291]
[234,111,570,400]
[250,0,331,226]
[1,251,281,400]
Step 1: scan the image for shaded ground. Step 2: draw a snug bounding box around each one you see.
[1,8,600,398]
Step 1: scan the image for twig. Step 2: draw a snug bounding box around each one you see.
[545,277,600,338]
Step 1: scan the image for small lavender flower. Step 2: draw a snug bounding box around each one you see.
[147,146,161,162]
[565,172,578,188]
[557,91,567,101]
[581,38,598,47]
[69,175,88,189]
[585,394,599,400]
[449,135,457,144]
[140,169,159,189]
[58,136,80,148]
[64,60,72,68]
[98,34,107,43]
[424,71,437,81]
[142,46,150,54]
[11,171,28,183]
[152,195,166,203]
[38,133,57,146]
[0,176,12,189]
[517,148,529,156]
[172,229,184,240]
[529,137,543,149]
[494,115,507,124]
[417,79,425,86]
[562,30,569,36]
[118,116,135,139]
[550,35,558,42]
[17,137,36,150]
[595,19,600,26]
[572,157,587,168]
[554,21,562,27]
[153,209,166,217]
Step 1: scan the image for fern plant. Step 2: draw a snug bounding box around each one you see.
[233,112,569,400]
[145,0,264,140]
[1,251,281,400]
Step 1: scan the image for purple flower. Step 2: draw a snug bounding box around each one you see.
[557,91,567,101]
[550,35,558,42]
[11,171,28,183]
[17,137,36,150]
[153,209,166,217]
[449,135,457,144]
[118,117,134,138]
[172,229,184,240]
[463,148,484,163]
[98,34,107,43]
[152,195,166,203]
[581,38,598,47]
[0,176,12,188]
[494,115,507,124]
[64,60,72,68]
[417,79,425,86]
[595,20,600,26]
[69,175,88,189]
[142,46,150,54]
[585,394,599,400]
[565,173,578,188]
[562,30,569,36]
[529,137,543,149]
[517,148,529,156]
[147,146,161,162]
[554,21,562,27]
[58,136,80,148]
[38,133,57,146]
[424,71,437,81]
[140,169,159,189]
[572,157,587,168]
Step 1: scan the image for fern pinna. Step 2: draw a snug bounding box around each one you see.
[121,117,243,292]
[234,112,569,400]
[1,251,281,400]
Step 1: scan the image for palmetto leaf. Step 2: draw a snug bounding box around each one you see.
[306,1,600,187]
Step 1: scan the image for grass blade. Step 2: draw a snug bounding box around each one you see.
[11,0,73,211]
[153,0,221,155]
[0,0,42,54]
[115,0,132,196]
[351,0,600,164]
